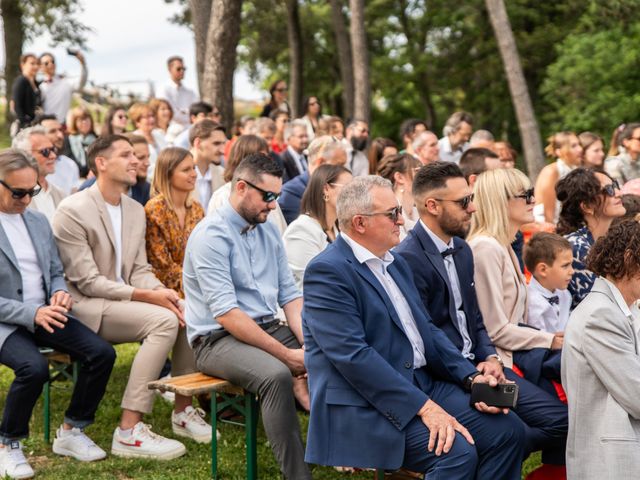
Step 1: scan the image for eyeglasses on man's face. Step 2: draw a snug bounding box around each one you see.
[238,178,280,203]
[0,179,42,199]
[433,193,475,210]
[33,147,57,158]
[358,205,403,223]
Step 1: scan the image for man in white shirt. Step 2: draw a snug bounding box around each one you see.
[345,119,370,177]
[0,148,115,479]
[157,56,199,127]
[413,131,440,165]
[189,119,227,208]
[438,111,474,164]
[34,114,80,195]
[39,51,88,124]
[12,126,64,223]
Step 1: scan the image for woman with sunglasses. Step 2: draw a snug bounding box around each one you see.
[468,169,564,377]
[283,164,352,290]
[556,168,626,309]
[207,134,288,235]
[376,153,420,240]
[260,79,290,118]
[100,106,129,137]
[533,131,583,224]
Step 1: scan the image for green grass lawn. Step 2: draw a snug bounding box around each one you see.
[0,343,541,479]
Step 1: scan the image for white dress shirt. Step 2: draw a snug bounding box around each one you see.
[0,212,45,306]
[437,136,468,164]
[47,154,80,195]
[526,276,571,333]
[342,233,427,368]
[196,165,213,209]
[283,214,331,290]
[420,220,474,358]
[157,81,199,127]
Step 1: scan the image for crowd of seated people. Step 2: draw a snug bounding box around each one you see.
[2,52,640,480]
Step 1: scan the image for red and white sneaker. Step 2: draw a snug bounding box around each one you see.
[111,422,186,460]
[172,406,215,443]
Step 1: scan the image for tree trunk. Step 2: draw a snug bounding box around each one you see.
[188,0,213,96]
[1,0,24,127]
[201,0,243,132]
[485,0,545,179]
[329,0,354,120]
[285,0,303,118]
[349,0,370,124]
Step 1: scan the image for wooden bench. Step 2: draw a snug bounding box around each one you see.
[148,372,258,480]
[40,348,78,443]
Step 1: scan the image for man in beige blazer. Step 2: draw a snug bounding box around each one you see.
[53,135,206,461]
[12,126,65,223]
[189,119,226,208]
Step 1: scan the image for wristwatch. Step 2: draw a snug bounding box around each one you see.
[464,371,482,391]
[486,354,504,368]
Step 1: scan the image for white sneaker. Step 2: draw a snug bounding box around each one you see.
[111,422,186,460]
[0,441,34,479]
[52,426,107,462]
[172,406,216,443]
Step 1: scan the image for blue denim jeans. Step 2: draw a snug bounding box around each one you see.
[0,316,115,443]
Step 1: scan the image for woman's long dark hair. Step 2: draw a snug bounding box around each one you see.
[556,168,611,235]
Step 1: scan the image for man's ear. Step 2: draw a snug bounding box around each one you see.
[352,215,366,234]
[468,174,477,187]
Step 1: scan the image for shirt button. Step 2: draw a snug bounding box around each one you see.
[404,361,411,369]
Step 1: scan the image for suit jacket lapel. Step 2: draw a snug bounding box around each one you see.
[335,237,406,334]
[413,226,459,328]
[0,220,19,272]
[89,184,117,253]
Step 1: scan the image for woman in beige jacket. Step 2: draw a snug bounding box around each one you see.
[467,168,563,370]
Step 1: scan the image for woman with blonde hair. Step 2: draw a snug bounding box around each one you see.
[144,147,212,442]
[468,167,568,473]
[129,102,164,177]
[376,153,419,239]
[67,106,97,177]
[533,131,583,224]
[149,97,183,145]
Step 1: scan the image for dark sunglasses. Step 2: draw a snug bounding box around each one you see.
[433,193,475,210]
[359,205,404,223]
[0,179,42,199]
[176,66,186,72]
[275,88,288,93]
[33,147,57,158]
[601,180,620,197]
[239,178,280,203]
[513,188,535,205]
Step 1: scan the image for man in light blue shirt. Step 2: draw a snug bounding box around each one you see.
[183,152,311,480]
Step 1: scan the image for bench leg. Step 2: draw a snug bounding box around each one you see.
[375,469,385,479]
[43,381,50,443]
[245,393,258,480]
[211,394,218,479]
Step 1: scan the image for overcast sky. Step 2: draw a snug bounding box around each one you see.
[6,0,264,101]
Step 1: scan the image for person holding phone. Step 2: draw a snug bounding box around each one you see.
[395,162,568,477]
[39,50,88,125]
[303,176,525,479]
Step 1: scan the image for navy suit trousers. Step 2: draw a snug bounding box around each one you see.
[403,370,525,479]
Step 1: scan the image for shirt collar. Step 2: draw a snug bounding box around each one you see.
[601,277,635,319]
[196,165,211,181]
[220,203,254,234]
[341,232,394,269]
[419,220,453,253]
[529,276,558,297]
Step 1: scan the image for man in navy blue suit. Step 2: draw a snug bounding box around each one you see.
[302,175,525,478]
[394,162,567,467]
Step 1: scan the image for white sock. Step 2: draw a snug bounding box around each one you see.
[59,426,73,437]
[118,427,133,438]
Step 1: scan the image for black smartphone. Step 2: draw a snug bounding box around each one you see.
[469,382,519,409]
[66,48,79,56]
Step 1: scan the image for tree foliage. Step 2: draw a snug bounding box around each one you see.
[22,0,92,48]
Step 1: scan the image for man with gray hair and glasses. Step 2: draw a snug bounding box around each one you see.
[0,149,115,479]
[302,176,525,478]
[12,126,65,223]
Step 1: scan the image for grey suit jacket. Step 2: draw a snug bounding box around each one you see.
[562,277,640,479]
[0,209,68,351]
